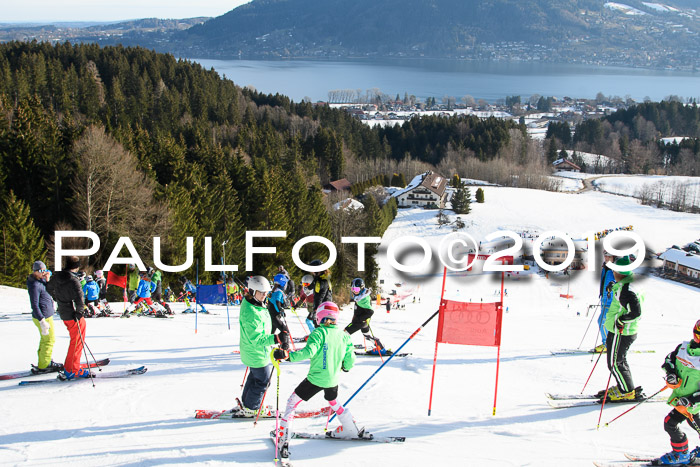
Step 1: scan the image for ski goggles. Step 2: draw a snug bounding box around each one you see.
[351,286,361,294]
[301,282,311,288]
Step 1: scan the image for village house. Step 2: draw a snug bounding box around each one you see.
[659,247,700,286]
[393,171,448,208]
[323,178,352,193]
[552,158,581,172]
[540,238,588,269]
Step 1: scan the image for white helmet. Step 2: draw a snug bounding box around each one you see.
[247,275,271,294]
[301,274,314,286]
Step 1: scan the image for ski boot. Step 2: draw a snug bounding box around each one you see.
[332,407,361,439]
[57,368,94,381]
[31,361,63,375]
[591,343,607,353]
[653,449,691,465]
[689,446,700,463]
[606,386,637,402]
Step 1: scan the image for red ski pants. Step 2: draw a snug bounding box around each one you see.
[63,318,86,374]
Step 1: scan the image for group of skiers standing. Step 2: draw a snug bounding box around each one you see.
[236,261,388,461]
[595,253,700,465]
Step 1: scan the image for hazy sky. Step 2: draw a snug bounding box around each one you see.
[2,1,253,23]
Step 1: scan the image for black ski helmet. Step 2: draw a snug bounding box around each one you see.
[351,278,365,289]
[309,259,323,267]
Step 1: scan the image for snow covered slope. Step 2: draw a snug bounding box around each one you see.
[1,186,699,466]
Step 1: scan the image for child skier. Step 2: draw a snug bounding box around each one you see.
[656,320,700,465]
[346,278,385,353]
[126,272,154,314]
[272,301,361,462]
[82,275,100,307]
[291,274,315,332]
[268,274,292,349]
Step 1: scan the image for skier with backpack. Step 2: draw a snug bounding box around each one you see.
[346,278,386,353]
[272,301,362,462]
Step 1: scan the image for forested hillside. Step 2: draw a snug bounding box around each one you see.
[0,41,523,291]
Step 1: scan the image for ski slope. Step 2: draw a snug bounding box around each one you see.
[1,186,699,467]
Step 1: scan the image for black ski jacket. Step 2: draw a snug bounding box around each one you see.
[46,271,85,321]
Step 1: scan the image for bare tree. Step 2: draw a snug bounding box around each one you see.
[71,125,170,267]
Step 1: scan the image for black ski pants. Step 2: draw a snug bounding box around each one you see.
[345,305,374,335]
[664,408,700,450]
[606,331,637,393]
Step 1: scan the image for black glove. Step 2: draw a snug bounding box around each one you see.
[605,281,614,293]
[675,396,691,407]
[273,348,289,361]
[341,363,349,373]
[666,373,681,388]
[615,319,624,333]
[75,311,84,320]
[278,331,291,351]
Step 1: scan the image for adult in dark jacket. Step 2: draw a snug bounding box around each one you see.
[26,260,61,373]
[310,260,332,323]
[46,255,92,380]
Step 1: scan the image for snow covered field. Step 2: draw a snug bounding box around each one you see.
[1,186,699,467]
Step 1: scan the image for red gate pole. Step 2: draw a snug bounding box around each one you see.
[493,271,505,416]
[428,267,448,416]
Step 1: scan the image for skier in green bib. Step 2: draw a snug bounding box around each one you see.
[603,256,644,402]
[346,277,385,353]
[656,321,700,465]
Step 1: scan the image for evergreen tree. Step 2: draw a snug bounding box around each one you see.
[363,195,384,237]
[398,173,407,187]
[451,185,471,214]
[451,173,461,187]
[476,187,485,203]
[547,138,559,164]
[0,191,47,286]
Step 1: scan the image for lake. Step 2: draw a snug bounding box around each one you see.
[191,57,700,103]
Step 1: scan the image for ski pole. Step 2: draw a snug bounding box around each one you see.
[271,350,281,464]
[581,350,604,394]
[596,373,612,430]
[578,295,603,351]
[81,332,103,372]
[604,385,669,427]
[75,316,95,387]
[290,307,309,335]
[368,322,384,363]
[329,308,441,424]
[241,367,249,390]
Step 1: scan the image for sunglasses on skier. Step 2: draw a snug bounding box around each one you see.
[351,286,361,294]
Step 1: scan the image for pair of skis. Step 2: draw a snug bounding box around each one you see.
[551,349,656,356]
[18,365,146,386]
[0,358,111,381]
[594,452,700,466]
[268,430,406,466]
[194,406,332,420]
[546,391,666,409]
